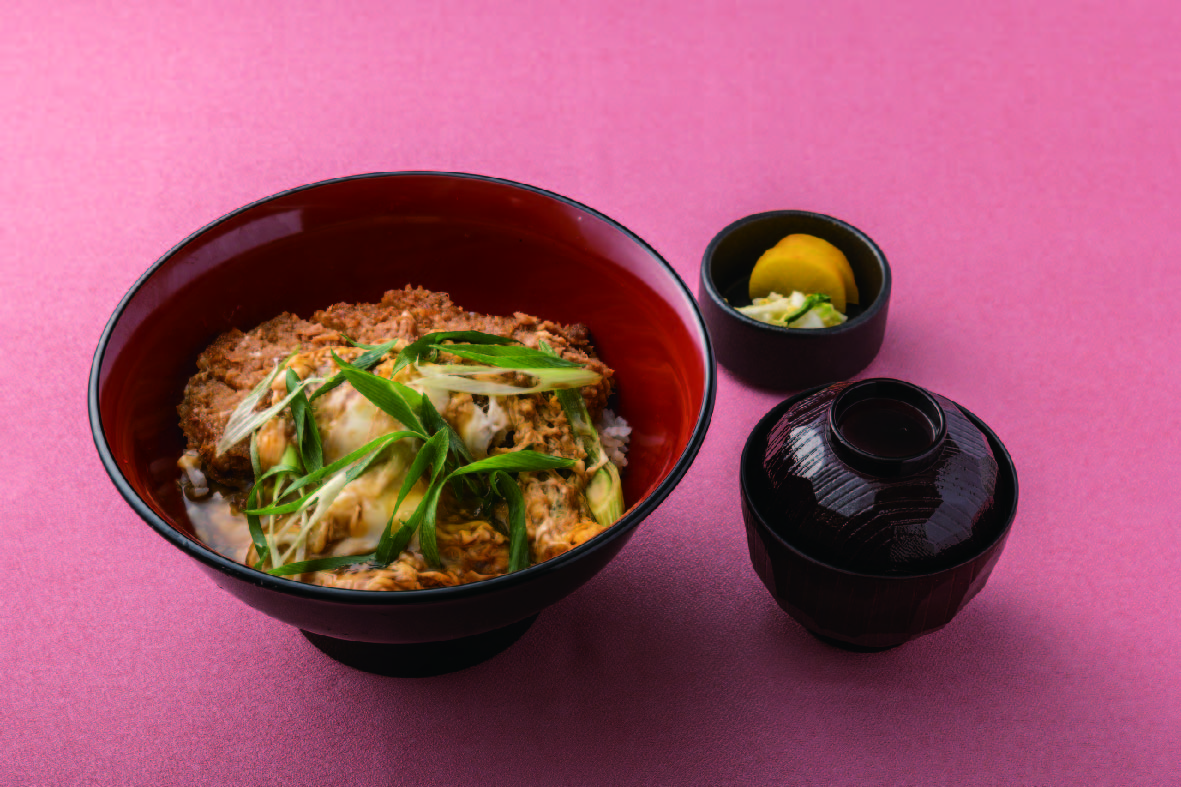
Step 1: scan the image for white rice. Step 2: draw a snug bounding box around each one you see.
[597,408,632,468]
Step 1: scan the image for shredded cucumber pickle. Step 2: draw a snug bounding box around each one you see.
[736,291,848,329]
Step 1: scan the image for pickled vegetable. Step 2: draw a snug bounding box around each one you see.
[748,233,858,313]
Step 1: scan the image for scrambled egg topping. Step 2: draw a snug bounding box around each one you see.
[184,343,624,591]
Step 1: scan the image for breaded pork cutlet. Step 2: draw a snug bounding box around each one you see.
[178,285,613,488]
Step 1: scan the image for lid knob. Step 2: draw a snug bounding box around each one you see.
[828,378,947,478]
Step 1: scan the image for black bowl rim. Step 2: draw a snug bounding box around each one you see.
[700,209,893,338]
[88,170,718,606]
[739,383,1018,581]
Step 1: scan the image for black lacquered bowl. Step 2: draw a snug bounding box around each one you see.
[740,380,1018,650]
[89,172,716,675]
[699,210,891,390]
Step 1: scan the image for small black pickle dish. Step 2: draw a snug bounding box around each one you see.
[740,378,1018,650]
[699,210,891,390]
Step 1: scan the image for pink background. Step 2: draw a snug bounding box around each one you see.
[4,1,1179,785]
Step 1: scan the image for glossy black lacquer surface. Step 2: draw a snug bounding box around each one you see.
[699,211,891,390]
[829,378,947,476]
[301,615,539,677]
[740,380,1018,650]
[89,172,716,670]
[760,380,1000,575]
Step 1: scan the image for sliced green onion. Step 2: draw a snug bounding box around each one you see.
[246,447,302,569]
[332,352,427,436]
[268,451,374,548]
[279,428,417,498]
[340,334,396,353]
[232,331,606,582]
[286,369,323,473]
[373,431,449,565]
[554,390,600,464]
[541,339,625,528]
[419,388,474,463]
[415,432,454,567]
[448,450,575,477]
[244,430,418,516]
[343,441,394,485]
[395,430,450,516]
[249,431,262,479]
[432,344,580,369]
[266,552,376,576]
[417,390,481,504]
[306,375,343,403]
[415,364,600,395]
[415,477,448,568]
[586,460,624,526]
[275,470,352,566]
[378,519,419,563]
[492,471,530,572]
[542,339,599,459]
[378,482,441,566]
[216,376,320,456]
[246,485,268,569]
[391,331,516,377]
[346,337,402,371]
[216,351,301,455]
[308,338,401,403]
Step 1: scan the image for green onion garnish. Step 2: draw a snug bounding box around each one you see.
[224,329,607,581]
[244,430,418,516]
[247,445,301,569]
[308,337,401,403]
[285,369,323,473]
[391,331,516,377]
[541,340,625,528]
[431,343,580,369]
[266,552,377,577]
[373,430,450,564]
[414,364,600,395]
[216,350,308,455]
[492,470,530,572]
[331,351,427,436]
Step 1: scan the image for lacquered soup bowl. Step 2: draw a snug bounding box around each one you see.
[741,382,1017,650]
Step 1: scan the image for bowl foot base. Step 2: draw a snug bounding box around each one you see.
[301,614,539,677]
[808,630,900,653]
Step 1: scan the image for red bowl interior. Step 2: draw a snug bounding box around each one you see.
[94,173,713,556]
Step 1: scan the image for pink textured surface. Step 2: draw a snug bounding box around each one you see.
[3,1,1179,784]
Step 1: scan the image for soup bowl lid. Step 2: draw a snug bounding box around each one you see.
[744,378,1007,576]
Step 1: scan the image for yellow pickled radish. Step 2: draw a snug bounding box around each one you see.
[766,234,859,307]
[749,248,848,313]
